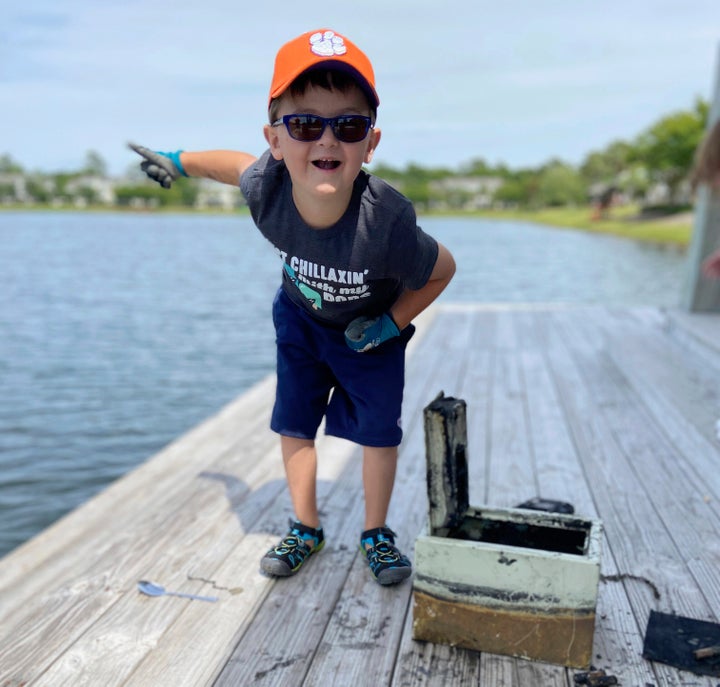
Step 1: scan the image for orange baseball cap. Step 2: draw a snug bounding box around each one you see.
[269,29,379,109]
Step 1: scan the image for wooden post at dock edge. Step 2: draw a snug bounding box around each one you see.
[683,42,720,313]
[423,392,469,536]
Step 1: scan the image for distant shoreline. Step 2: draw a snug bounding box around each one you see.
[1,204,692,247]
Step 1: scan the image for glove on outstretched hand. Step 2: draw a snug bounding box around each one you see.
[128,142,187,189]
[344,313,400,353]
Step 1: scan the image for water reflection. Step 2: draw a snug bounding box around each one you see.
[424,218,686,306]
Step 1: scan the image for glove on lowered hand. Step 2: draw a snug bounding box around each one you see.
[128,142,187,189]
[344,313,400,353]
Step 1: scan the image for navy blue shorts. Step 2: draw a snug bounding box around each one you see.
[271,288,414,447]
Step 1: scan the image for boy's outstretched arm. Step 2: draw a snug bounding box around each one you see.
[181,150,257,185]
[390,242,456,330]
[129,143,256,187]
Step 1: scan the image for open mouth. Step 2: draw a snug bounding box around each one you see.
[313,159,341,170]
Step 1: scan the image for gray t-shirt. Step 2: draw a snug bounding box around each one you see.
[240,150,439,327]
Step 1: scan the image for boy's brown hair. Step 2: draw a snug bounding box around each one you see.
[268,69,378,125]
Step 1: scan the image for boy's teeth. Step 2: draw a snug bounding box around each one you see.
[314,160,341,169]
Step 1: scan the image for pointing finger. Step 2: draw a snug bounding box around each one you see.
[128,142,166,166]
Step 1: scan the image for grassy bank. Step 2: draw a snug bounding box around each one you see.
[432,204,692,246]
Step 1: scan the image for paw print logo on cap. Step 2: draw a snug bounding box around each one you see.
[309,30,347,57]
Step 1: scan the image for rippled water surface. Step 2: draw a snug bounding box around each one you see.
[0,212,687,555]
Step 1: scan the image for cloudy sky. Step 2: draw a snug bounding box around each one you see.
[2,0,718,176]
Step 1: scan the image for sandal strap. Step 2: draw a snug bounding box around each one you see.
[360,525,397,549]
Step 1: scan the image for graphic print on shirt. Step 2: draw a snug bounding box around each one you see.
[278,249,371,311]
[283,263,322,309]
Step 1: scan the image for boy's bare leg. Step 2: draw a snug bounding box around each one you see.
[360,445,412,585]
[281,435,320,529]
[362,445,398,535]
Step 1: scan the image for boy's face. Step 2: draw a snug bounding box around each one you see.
[264,82,381,218]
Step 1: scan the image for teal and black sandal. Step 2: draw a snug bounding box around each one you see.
[261,519,325,577]
[360,526,412,585]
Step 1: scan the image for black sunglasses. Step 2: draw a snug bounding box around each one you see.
[272,114,373,143]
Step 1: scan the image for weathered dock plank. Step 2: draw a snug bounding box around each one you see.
[546,307,719,686]
[518,335,657,686]
[1,375,285,686]
[0,304,718,687]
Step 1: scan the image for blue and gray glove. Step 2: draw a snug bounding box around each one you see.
[128,142,187,189]
[344,313,400,353]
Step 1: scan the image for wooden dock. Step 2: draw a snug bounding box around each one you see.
[1,303,719,686]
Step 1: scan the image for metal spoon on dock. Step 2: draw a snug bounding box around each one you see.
[137,580,219,602]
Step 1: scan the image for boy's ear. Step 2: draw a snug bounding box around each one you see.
[264,124,284,160]
[364,128,381,164]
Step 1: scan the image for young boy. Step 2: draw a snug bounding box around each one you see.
[131,28,456,586]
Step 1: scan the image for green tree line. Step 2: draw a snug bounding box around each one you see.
[372,98,708,210]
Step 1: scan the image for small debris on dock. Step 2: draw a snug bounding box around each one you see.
[573,668,618,686]
[515,497,575,514]
[643,610,720,677]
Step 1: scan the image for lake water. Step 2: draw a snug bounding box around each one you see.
[0,211,688,557]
